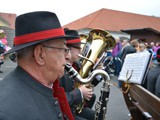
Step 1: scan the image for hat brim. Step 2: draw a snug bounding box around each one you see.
[4,35,76,55]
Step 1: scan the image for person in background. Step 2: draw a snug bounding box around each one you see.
[60,29,95,120]
[120,39,139,64]
[0,30,6,73]
[155,74,160,98]
[150,42,156,52]
[146,48,160,97]
[120,39,130,53]
[111,37,122,58]
[154,42,160,53]
[0,41,5,73]
[138,43,149,53]
[146,44,156,58]
[0,11,74,120]
[111,37,122,77]
[0,29,11,52]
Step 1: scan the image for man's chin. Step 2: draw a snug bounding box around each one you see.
[58,71,65,79]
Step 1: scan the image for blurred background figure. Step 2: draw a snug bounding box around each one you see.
[138,43,148,53]
[120,39,139,64]
[146,48,160,98]
[154,42,160,53]
[111,37,122,77]
[150,42,156,53]
[0,30,6,73]
[0,29,11,52]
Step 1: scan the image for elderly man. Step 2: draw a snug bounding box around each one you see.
[0,11,74,120]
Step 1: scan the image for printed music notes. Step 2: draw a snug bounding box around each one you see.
[118,52,152,84]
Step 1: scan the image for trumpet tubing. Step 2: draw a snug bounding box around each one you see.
[65,63,92,84]
[65,63,111,120]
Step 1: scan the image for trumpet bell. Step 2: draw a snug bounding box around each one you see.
[79,29,116,78]
[89,29,116,50]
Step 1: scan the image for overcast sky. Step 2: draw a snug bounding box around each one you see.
[0,0,160,25]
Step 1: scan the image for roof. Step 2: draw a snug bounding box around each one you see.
[0,16,10,26]
[122,27,160,35]
[63,8,160,32]
[0,12,16,29]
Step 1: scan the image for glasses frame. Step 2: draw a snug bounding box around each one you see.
[42,45,70,54]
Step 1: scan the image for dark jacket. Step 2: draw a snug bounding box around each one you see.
[147,64,160,95]
[155,74,160,97]
[60,72,82,107]
[0,66,63,120]
[120,45,136,64]
[60,72,95,120]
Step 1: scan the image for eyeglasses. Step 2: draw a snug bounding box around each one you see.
[42,45,70,54]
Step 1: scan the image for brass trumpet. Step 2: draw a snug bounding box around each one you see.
[76,29,116,113]
[79,29,116,78]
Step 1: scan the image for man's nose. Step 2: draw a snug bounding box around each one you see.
[64,51,71,62]
[65,51,71,58]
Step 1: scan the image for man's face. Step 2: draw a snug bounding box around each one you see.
[67,44,81,64]
[42,39,69,81]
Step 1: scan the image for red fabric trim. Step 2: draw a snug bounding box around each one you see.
[72,63,78,71]
[53,80,75,120]
[157,54,160,58]
[67,38,80,44]
[14,28,65,45]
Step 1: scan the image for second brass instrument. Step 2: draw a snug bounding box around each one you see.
[76,29,116,113]
[79,29,116,78]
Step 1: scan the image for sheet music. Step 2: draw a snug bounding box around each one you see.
[118,52,152,84]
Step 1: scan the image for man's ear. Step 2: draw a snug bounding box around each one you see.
[33,45,45,65]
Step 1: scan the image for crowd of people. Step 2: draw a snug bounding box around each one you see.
[0,29,11,73]
[105,37,160,98]
[0,10,160,120]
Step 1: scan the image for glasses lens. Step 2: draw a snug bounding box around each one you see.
[42,45,71,54]
[65,48,71,54]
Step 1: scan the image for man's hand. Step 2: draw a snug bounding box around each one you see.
[79,85,93,101]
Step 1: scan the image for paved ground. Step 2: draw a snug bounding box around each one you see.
[0,58,131,120]
[0,58,17,80]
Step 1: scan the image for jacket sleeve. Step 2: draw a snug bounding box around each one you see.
[66,88,83,106]
[60,73,83,106]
